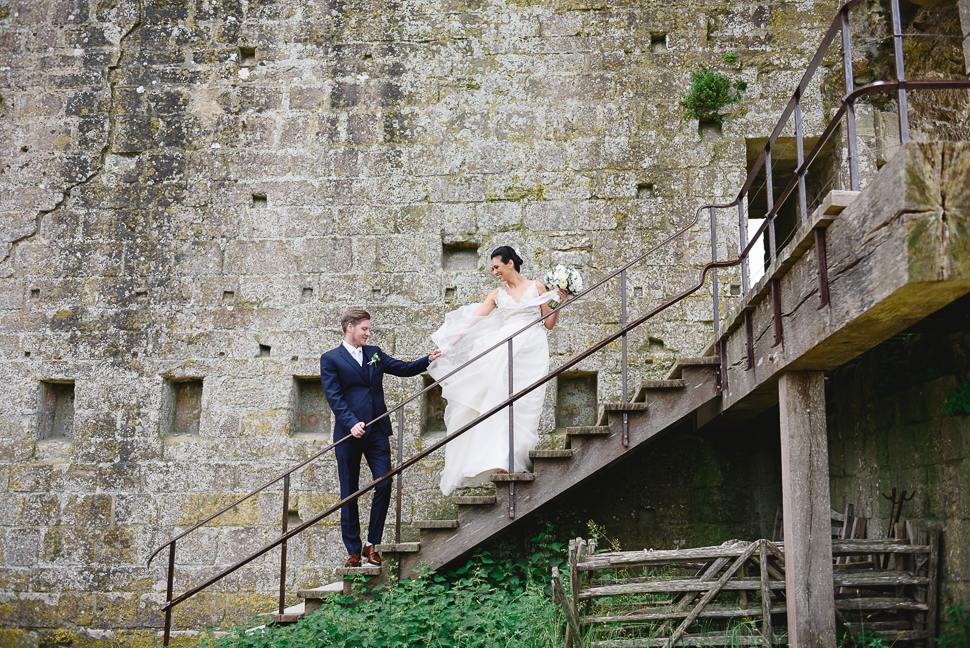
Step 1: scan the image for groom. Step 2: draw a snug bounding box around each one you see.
[320,309,441,567]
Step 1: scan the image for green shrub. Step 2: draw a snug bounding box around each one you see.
[942,378,970,416]
[205,525,568,648]
[680,67,746,124]
[937,602,970,648]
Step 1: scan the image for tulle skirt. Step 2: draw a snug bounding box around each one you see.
[429,302,552,495]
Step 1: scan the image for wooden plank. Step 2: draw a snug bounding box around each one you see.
[778,371,836,648]
[583,604,788,624]
[590,633,783,647]
[529,449,573,459]
[584,545,751,570]
[667,541,762,647]
[488,473,535,482]
[759,541,774,648]
[833,573,930,587]
[602,402,650,412]
[580,578,787,599]
[834,597,930,612]
[453,496,496,505]
[413,519,459,529]
[717,142,970,419]
[553,566,581,647]
[925,528,940,648]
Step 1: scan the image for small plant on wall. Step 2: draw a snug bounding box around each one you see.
[680,67,747,125]
[942,377,970,416]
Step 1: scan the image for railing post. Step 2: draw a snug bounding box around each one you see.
[395,407,404,544]
[889,0,910,142]
[621,269,629,448]
[507,339,515,519]
[840,8,860,191]
[794,92,809,225]
[163,542,176,646]
[710,206,720,335]
[279,474,289,616]
[738,196,749,294]
[766,146,777,262]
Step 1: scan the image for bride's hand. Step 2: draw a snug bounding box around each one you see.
[557,288,568,302]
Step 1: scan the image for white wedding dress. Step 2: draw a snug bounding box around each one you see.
[429,282,554,495]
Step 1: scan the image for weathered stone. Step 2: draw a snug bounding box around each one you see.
[3,0,966,642]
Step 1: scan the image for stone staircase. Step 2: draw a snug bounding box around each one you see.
[277,353,722,622]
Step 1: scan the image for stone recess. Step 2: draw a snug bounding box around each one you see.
[0,0,891,642]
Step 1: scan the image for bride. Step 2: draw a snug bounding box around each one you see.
[429,246,567,495]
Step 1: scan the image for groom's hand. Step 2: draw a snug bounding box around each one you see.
[350,422,366,438]
[429,348,442,362]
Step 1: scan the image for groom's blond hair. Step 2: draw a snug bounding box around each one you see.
[341,309,371,332]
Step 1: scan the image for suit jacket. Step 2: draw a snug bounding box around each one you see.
[320,344,431,439]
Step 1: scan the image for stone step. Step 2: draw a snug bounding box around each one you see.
[602,402,650,412]
[335,564,382,577]
[376,542,420,553]
[489,472,536,482]
[633,379,687,402]
[263,602,306,624]
[298,582,344,599]
[453,495,497,506]
[298,582,344,614]
[642,379,687,389]
[666,356,719,380]
[529,449,573,459]
[413,519,459,529]
[566,425,610,436]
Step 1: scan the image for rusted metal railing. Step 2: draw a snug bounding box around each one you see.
[148,0,970,642]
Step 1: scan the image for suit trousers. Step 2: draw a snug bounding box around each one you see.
[335,432,393,555]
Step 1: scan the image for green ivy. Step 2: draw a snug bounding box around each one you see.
[680,67,746,124]
[942,378,970,416]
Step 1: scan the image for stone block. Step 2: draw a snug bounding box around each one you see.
[477,201,522,231]
[61,495,113,527]
[300,238,353,273]
[427,176,486,203]
[5,528,42,566]
[524,201,576,230]
[376,235,442,273]
[224,240,299,275]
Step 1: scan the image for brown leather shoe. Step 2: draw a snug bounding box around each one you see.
[364,544,382,566]
[344,553,361,568]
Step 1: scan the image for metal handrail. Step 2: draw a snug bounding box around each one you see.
[146,200,710,568]
[152,0,970,640]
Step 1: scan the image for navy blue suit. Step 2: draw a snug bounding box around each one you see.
[320,344,430,555]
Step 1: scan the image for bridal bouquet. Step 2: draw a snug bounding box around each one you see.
[543,264,584,309]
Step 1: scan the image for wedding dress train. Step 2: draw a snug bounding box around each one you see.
[429,282,553,495]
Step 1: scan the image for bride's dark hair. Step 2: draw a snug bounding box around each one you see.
[490,246,523,272]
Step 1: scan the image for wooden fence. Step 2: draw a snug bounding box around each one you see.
[551,523,938,648]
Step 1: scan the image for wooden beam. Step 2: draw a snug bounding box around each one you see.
[716,142,970,419]
[779,371,836,648]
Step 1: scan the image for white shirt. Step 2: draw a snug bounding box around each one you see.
[342,341,363,366]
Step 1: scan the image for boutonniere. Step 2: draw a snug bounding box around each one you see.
[368,353,380,366]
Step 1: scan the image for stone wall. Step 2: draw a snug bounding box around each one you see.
[828,294,970,614]
[0,0,874,643]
